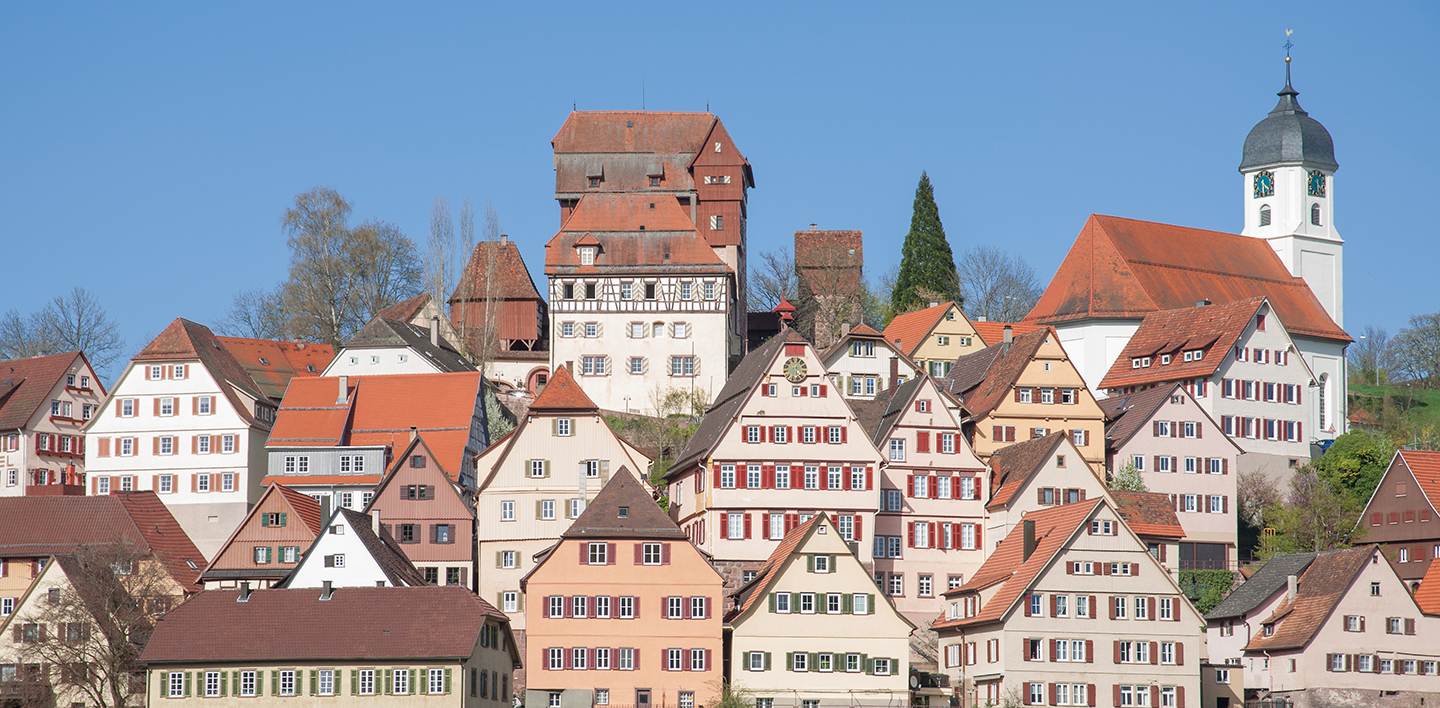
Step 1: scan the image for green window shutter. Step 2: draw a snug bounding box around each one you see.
[310,670,317,696]
[864,655,873,675]
[806,555,814,572]
[351,670,358,696]
[765,652,772,670]
[517,594,524,611]
[829,555,837,570]
[261,514,269,527]
[445,668,452,694]
[843,594,853,614]
[809,652,819,670]
[272,671,279,696]
[786,652,793,671]
[185,671,192,696]
[231,671,238,696]
[222,671,229,697]
[768,593,776,612]
[279,512,287,527]
[385,669,392,695]
[535,500,543,518]
[868,593,876,614]
[258,670,265,696]
[552,419,559,436]
[411,669,418,694]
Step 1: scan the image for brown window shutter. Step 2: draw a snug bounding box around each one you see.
[1195,423,1202,439]
[1133,563,1139,577]
[1085,639,1093,662]
[151,474,159,491]
[1152,421,1159,436]
[1149,641,1158,664]
[1175,642,1184,665]
[192,397,198,415]
[1014,388,1022,402]
[1023,595,1032,617]
[1171,456,1178,472]
[1066,562,1074,575]
[1087,685,1096,707]
[1150,686,1160,707]
[1050,683,1058,706]
[190,474,197,493]
[1021,639,1030,661]
[1090,596,1097,618]
[1108,597,1115,619]
[1170,422,1178,438]
[211,435,220,451]
[1051,594,1059,617]
[1148,597,1156,619]
[191,436,197,454]
[1112,641,1121,664]
[1113,685,1122,707]
[153,398,161,416]
[152,438,159,455]
[1049,640,1057,662]
[1176,687,1184,708]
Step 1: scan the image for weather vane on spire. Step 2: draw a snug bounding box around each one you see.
[1284,29,1294,63]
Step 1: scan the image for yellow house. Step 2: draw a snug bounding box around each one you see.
[941,327,1107,471]
[726,514,913,708]
[882,302,984,378]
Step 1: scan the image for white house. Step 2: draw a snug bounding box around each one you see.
[321,315,476,377]
[0,352,106,497]
[281,508,428,589]
[819,324,919,401]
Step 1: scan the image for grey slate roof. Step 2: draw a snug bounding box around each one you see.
[344,317,475,374]
[866,376,925,446]
[1205,552,1317,620]
[1240,68,1338,172]
[562,469,686,540]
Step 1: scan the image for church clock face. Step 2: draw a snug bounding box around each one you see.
[782,357,808,383]
[1253,171,1275,198]
[1307,170,1326,198]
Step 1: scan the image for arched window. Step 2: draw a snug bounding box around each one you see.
[1311,203,1322,226]
[1318,373,1329,431]
[1259,204,1272,227]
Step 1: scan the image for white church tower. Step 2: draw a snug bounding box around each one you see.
[1240,52,1344,328]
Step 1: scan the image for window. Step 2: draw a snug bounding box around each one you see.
[1371,582,1381,596]
[889,439,905,461]
[813,554,831,573]
[710,215,723,230]
[277,669,296,696]
[428,668,445,694]
[792,652,809,671]
[1076,594,1090,617]
[557,418,572,436]
[582,356,607,375]
[392,668,410,694]
[704,281,716,299]
[671,356,696,377]
[727,513,744,539]
[169,671,185,697]
[314,669,334,696]
[561,321,575,337]
[240,671,256,697]
[222,435,235,453]
[672,322,689,338]
[888,574,903,596]
[1029,684,1044,706]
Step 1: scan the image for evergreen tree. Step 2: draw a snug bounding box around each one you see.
[891,172,961,314]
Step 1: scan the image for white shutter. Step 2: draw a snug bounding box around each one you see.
[596,323,604,337]
[641,357,649,375]
[692,357,701,376]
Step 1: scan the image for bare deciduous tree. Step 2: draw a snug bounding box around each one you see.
[16,543,182,708]
[1264,465,1361,556]
[219,188,422,347]
[1393,313,1440,388]
[424,197,456,317]
[1348,325,1394,385]
[957,246,1042,323]
[748,247,795,312]
[0,287,125,379]
[909,617,939,665]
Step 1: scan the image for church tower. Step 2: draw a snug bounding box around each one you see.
[1239,53,1343,327]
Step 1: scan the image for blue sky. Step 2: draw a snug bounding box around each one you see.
[2,2,1436,364]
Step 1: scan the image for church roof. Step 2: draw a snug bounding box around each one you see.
[1240,63,1338,172]
[1023,215,1349,343]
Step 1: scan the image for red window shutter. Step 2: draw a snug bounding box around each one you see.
[763,465,775,489]
[634,543,644,564]
[841,427,847,443]
[975,525,982,549]
[761,426,769,443]
[866,466,873,490]
[929,475,939,498]
[744,513,752,539]
[853,515,862,541]
[917,432,930,453]
[1175,642,1184,665]
[1149,641,1158,663]
[1066,561,1074,575]
[907,474,915,498]
[1084,639,1094,663]
[714,465,722,487]
[1112,642,1121,664]
[1023,595,1032,617]
[98,438,110,457]
[720,514,729,538]
[1051,594,1059,617]
[661,543,671,564]
[580,543,589,564]
[787,426,795,442]
[928,521,937,545]
[760,386,768,397]
[91,476,99,494]
[1014,388,1022,402]
[1108,598,1116,620]
[1050,684,1058,706]
[907,522,915,548]
[820,385,827,397]
[1133,563,1139,577]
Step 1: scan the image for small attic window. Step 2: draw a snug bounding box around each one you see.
[945,311,956,321]
[307,365,316,373]
[626,121,634,128]
[579,247,596,266]
[1141,357,1151,368]
[1160,354,1171,365]
[258,357,270,365]
[618,506,629,518]
[410,455,427,469]
[649,203,655,210]
[1131,358,1142,369]
[588,177,600,188]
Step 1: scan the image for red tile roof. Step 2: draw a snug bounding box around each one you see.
[1415,559,1440,615]
[1097,298,1267,390]
[198,483,325,585]
[140,586,511,664]
[882,303,954,357]
[528,365,597,413]
[0,492,205,585]
[849,323,882,337]
[971,322,1044,348]
[546,195,728,274]
[1398,450,1440,511]
[728,514,825,621]
[0,352,91,431]
[1244,545,1375,652]
[376,294,431,322]
[1025,215,1349,343]
[268,373,483,481]
[552,111,719,195]
[216,337,334,401]
[985,433,1070,510]
[1112,490,1185,539]
[449,240,544,303]
[132,319,282,426]
[934,499,1102,629]
[942,328,1052,420]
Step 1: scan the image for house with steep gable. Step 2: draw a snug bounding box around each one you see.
[726,513,913,706]
[375,292,465,349]
[820,324,919,401]
[1098,298,1317,478]
[933,498,1204,708]
[1201,552,1316,702]
[281,508,427,589]
[198,483,325,589]
[984,433,1109,554]
[883,302,985,378]
[942,327,1106,471]
[665,330,885,589]
[365,434,477,588]
[521,472,722,708]
[323,315,476,377]
[139,585,520,706]
[1239,545,1440,708]
[264,372,489,512]
[473,364,651,633]
[1354,449,1440,584]
[858,376,988,618]
[0,351,105,497]
[83,319,331,556]
[1102,383,1241,570]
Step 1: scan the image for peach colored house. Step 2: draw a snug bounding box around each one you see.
[942,327,1106,471]
[855,375,988,620]
[1102,383,1241,571]
[1238,545,1440,708]
[726,514,913,707]
[366,435,477,588]
[521,473,722,708]
[665,330,886,593]
[933,498,1204,708]
[883,302,984,379]
[198,483,325,589]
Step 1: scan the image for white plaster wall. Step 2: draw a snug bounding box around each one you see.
[1055,320,1140,397]
[322,347,449,376]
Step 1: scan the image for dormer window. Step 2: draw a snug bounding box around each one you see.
[588,177,600,188]
[618,506,629,518]
[1160,354,1171,365]
[1131,358,1141,369]
[579,247,596,265]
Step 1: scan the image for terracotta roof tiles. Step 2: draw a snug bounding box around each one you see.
[216,337,335,401]
[1025,215,1349,343]
[882,303,953,358]
[0,492,205,585]
[0,352,89,431]
[1398,450,1440,510]
[449,241,544,303]
[1097,298,1268,390]
[985,433,1070,510]
[729,515,825,621]
[1414,559,1440,615]
[528,365,597,413]
[1112,490,1185,539]
[376,294,431,322]
[941,328,1051,420]
[971,321,1044,348]
[1243,545,1375,652]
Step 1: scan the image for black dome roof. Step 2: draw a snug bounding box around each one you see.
[1240,66,1338,173]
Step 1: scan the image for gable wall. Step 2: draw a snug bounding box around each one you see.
[975,338,1106,470]
[1357,457,1440,583]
